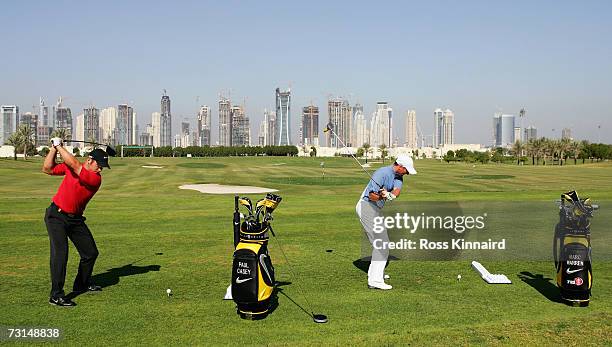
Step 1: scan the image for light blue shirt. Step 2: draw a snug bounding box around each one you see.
[361,166,403,208]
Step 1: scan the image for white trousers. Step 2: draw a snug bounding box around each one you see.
[356,199,389,283]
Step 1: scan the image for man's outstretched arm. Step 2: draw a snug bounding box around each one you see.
[42,147,58,175]
[56,145,82,176]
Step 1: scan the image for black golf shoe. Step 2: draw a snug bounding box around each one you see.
[49,297,76,307]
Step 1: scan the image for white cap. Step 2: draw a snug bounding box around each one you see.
[395,155,417,175]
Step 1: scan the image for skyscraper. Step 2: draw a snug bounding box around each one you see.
[218,97,232,146]
[140,124,154,146]
[117,104,134,145]
[275,88,291,145]
[369,102,392,148]
[37,98,52,146]
[53,98,72,138]
[83,106,99,143]
[231,105,250,146]
[353,106,368,147]
[20,112,38,145]
[434,108,454,147]
[1,105,18,144]
[261,109,275,146]
[327,98,352,147]
[301,105,319,147]
[181,122,190,148]
[75,114,84,148]
[161,92,172,147]
[197,105,211,146]
[524,126,537,142]
[405,110,417,148]
[562,128,572,140]
[151,112,161,147]
[100,107,117,144]
[493,113,515,147]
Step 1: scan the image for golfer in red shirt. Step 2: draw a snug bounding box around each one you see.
[42,138,110,307]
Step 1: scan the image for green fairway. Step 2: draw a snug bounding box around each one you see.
[0,157,611,345]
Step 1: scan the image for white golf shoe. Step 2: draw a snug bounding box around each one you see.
[368,281,393,290]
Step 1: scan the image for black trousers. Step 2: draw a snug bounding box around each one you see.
[44,203,99,298]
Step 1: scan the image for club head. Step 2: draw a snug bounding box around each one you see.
[313,314,328,323]
[323,122,334,133]
[105,145,117,157]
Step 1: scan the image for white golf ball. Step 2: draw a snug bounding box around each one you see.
[457,274,462,281]
[166,288,172,295]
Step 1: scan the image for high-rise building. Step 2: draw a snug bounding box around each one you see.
[301,105,319,147]
[117,104,134,145]
[514,127,522,144]
[405,110,417,148]
[180,122,190,148]
[524,126,537,142]
[218,97,232,146]
[53,98,72,138]
[231,105,250,146]
[151,112,161,147]
[84,106,99,144]
[493,113,515,147]
[434,108,454,147]
[100,107,117,144]
[353,107,368,147]
[369,102,392,148]
[562,128,572,140]
[1,105,18,144]
[140,124,153,146]
[161,92,172,147]
[75,114,85,148]
[275,88,291,145]
[327,98,352,147]
[39,97,49,126]
[197,105,211,146]
[19,112,38,145]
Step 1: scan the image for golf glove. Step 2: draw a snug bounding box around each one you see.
[381,190,396,201]
[50,137,63,147]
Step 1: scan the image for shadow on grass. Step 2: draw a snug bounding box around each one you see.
[352,256,400,274]
[518,271,563,303]
[67,264,161,299]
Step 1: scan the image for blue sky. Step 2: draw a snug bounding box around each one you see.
[2,0,611,144]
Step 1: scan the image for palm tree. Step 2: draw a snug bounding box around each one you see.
[379,144,388,163]
[558,138,571,166]
[511,140,523,165]
[568,140,582,165]
[524,139,534,165]
[6,132,20,160]
[531,138,544,165]
[17,124,35,160]
[50,128,70,142]
[362,143,371,163]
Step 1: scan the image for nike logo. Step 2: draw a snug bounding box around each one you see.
[235,277,252,284]
[566,268,583,274]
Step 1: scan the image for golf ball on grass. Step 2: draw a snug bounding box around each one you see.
[457,274,462,281]
[166,288,172,296]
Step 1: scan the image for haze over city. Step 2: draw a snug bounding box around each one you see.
[2,1,611,145]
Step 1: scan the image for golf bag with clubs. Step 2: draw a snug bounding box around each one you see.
[553,191,598,306]
[231,194,282,319]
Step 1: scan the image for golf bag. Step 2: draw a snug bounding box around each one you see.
[553,191,597,306]
[231,194,282,319]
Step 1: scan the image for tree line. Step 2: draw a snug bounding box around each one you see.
[116,145,299,157]
[443,138,612,165]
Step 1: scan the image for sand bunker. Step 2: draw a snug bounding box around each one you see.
[142,165,164,169]
[179,184,277,194]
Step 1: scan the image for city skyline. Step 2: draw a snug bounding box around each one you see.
[1,1,610,144]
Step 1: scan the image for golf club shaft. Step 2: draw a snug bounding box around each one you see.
[327,127,382,188]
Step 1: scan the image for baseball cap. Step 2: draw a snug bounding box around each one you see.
[88,148,111,169]
[395,155,417,175]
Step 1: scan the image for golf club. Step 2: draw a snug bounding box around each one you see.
[323,122,382,188]
[269,224,328,324]
[64,140,117,157]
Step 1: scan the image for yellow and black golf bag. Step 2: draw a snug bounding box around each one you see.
[231,194,282,319]
[554,191,597,306]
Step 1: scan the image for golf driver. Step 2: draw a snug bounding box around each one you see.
[323,122,382,188]
[64,140,117,157]
[268,224,328,324]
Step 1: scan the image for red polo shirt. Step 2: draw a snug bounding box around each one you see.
[51,163,102,215]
